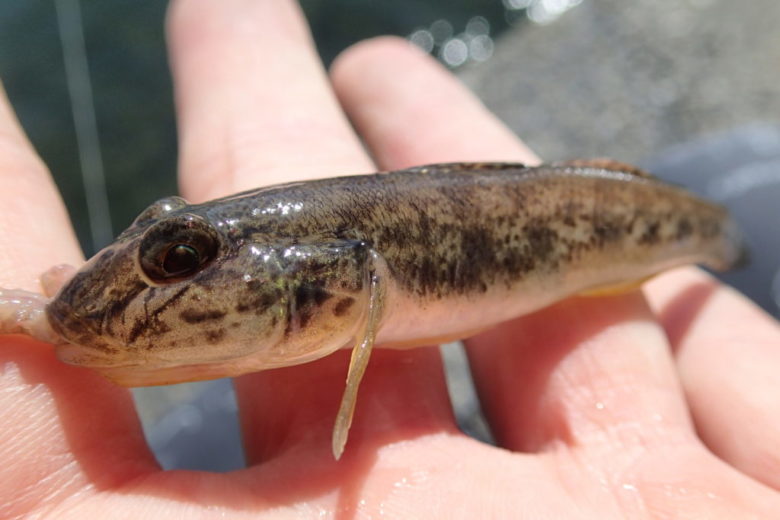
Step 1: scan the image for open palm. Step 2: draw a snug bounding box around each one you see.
[2,1,780,518]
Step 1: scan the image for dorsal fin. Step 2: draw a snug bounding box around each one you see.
[402,162,528,175]
[401,160,655,180]
[555,158,656,179]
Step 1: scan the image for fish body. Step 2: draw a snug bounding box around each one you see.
[0,160,744,457]
[44,161,743,386]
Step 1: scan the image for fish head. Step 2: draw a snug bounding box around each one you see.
[46,195,370,386]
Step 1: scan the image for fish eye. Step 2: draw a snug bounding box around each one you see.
[139,215,220,283]
[162,244,201,276]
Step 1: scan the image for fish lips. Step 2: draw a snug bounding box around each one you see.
[45,298,122,367]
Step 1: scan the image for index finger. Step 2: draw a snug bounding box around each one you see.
[167,0,373,202]
[0,84,82,288]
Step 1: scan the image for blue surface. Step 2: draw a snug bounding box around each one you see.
[645,123,780,318]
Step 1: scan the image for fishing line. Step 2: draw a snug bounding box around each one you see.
[55,0,113,252]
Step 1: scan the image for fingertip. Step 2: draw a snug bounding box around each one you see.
[167,0,372,200]
[331,36,538,169]
[331,36,434,85]
[0,85,82,290]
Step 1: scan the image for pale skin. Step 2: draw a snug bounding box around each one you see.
[1,1,780,518]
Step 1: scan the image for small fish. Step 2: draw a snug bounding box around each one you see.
[0,160,745,458]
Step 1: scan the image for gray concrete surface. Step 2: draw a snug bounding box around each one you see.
[462,0,780,164]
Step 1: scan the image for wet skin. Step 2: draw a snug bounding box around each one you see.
[4,159,742,456]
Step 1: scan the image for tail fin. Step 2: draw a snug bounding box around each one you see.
[707,216,749,272]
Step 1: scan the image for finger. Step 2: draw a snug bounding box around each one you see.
[331,37,539,167]
[167,5,455,464]
[645,267,780,489]
[466,293,693,452]
[235,348,457,464]
[331,37,695,454]
[167,0,372,202]
[0,83,82,289]
[0,85,156,517]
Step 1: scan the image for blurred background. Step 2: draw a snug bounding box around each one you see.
[1,0,778,471]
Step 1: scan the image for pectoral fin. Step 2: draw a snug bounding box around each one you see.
[332,265,385,460]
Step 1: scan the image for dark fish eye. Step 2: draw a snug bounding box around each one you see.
[139,214,220,284]
[162,244,201,276]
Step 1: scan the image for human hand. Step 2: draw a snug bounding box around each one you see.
[3,1,780,517]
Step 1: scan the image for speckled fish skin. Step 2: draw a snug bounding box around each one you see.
[44,160,744,386]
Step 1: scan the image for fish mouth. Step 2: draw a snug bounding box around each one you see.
[46,298,124,367]
[46,298,93,343]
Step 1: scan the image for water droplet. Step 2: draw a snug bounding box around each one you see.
[469,34,494,62]
[409,29,434,53]
[440,38,469,67]
[465,16,490,36]
[528,0,583,24]
[430,19,454,44]
[503,0,533,10]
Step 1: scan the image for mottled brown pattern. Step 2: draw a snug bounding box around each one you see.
[179,308,227,324]
[204,328,226,344]
[333,297,355,317]
[190,161,741,298]
[45,161,744,381]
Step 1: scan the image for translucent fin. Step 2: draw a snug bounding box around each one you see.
[401,159,656,181]
[402,162,527,175]
[556,158,656,180]
[578,275,653,297]
[332,268,385,460]
[391,160,659,184]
